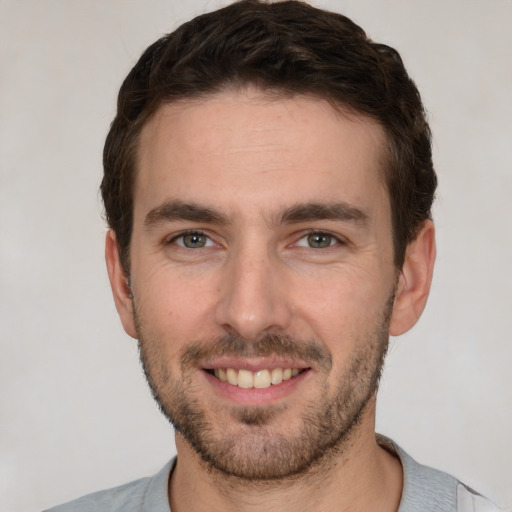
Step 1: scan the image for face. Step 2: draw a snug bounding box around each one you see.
[112,89,403,479]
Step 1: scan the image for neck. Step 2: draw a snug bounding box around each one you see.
[168,400,403,512]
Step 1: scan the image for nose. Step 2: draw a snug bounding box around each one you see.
[214,245,292,341]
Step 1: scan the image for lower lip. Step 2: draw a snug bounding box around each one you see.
[202,369,310,406]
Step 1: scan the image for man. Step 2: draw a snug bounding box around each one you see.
[46,1,501,511]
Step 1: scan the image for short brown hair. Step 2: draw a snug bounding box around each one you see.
[102,0,437,273]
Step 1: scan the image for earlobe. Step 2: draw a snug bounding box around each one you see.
[389,221,436,336]
[105,230,137,339]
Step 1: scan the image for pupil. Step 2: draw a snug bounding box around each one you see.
[184,233,205,248]
[309,233,330,248]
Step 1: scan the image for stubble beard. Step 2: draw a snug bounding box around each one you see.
[135,295,393,482]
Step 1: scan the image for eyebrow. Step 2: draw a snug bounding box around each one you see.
[144,199,369,230]
[277,202,369,227]
[144,200,229,229]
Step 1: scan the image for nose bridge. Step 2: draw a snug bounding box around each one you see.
[215,237,291,340]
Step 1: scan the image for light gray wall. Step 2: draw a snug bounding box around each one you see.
[1,1,510,510]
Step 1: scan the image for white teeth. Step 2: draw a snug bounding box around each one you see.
[213,367,302,389]
[227,368,238,386]
[253,369,271,388]
[271,368,283,385]
[237,369,253,389]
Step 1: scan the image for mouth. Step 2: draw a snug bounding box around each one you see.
[205,367,307,389]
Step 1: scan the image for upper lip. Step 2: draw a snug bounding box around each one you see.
[200,357,311,372]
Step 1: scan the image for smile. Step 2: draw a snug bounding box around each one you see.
[209,367,305,389]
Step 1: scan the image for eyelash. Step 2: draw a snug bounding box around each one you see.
[167,229,345,250]
[167,230,215,248]
[295,230,345,249]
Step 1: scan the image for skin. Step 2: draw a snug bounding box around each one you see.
[106,88,436,512]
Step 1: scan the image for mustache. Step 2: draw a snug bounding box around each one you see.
[180,333,332,371]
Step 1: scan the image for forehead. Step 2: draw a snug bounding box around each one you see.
[135,89,389,221]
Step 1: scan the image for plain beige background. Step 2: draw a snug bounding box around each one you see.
[1,1,511,510]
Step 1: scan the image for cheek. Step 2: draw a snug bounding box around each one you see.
[291,267,393,344]
[134,266,220,345]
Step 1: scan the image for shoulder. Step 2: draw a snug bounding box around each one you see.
[377,436,502,512]
[43,460,174,512]
[457,483,505,512]
[43,477,151,512]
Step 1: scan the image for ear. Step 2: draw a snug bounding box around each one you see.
[105,230,137,339]
[389,220,436,336]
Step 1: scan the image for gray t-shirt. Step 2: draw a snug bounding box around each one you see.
[44,437,501,512]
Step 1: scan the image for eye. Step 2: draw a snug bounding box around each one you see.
[296,231,340,249]
[172,231,214,249]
